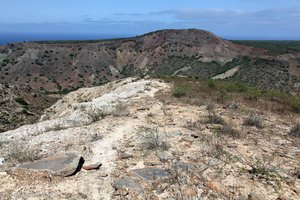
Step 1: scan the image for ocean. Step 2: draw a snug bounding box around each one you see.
[0,33,131,45]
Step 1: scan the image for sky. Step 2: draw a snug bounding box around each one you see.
[0,0,300,40]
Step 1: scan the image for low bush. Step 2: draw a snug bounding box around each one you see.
[289,123,300,138]
[243,116,263,129]
[221,125,240,138]
[205,114,225,125]
[138,127,168,151]
[172,84,188,98]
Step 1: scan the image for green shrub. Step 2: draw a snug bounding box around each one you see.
[172,84,188,98]
[207,79,216,88]
[15,97,28,106]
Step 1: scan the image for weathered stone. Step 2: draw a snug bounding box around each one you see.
[83,162,102,170]
[182,186,198,198]
[180,136,194,143]
[176,162,208,172]
[114,177,143,192]
[208,158,222,166]
[248,192,267,200]
[144,161,160,166]
[191,133,201,139]
[17,152,83,177]
[0,172,7,176]
[118,152,133,159]
[167,130,183,137]
[132,168,171,181]
[156,151,173,162]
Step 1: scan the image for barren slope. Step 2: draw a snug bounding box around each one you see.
[0,78,299,199]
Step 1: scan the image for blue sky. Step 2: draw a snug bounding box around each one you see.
[1,0,300,39]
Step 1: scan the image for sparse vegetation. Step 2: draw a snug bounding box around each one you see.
[248,160,279,181]
[138,127,168,152]
[7,142,41,163]
[243,116,263,129]
[172,84,188,97]
[232,40,300,55]
[289,123,300,138]
[205,114,225,125]
[161,77,300,114]
[220,124,240,138]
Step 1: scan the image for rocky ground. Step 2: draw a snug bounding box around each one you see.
[0,78,299,200]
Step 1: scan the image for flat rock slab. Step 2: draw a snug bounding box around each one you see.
[132,168,171,181]
[114,177,143,193]
[16,153,83,177]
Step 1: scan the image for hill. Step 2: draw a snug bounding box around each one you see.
[1,29,299,93]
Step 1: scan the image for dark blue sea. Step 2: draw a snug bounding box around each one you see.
[0,33,131,45]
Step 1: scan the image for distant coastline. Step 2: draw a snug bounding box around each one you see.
[0,33,132,45]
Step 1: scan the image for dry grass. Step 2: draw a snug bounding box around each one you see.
[138,127,169,151]
[160,77,300,115]
[221,125,241,139]
[205,114,226,125]
[243,116,263,129]
[6,142,41,163]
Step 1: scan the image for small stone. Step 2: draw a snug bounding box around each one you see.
[294,187,300,195]
[0,158,4,166]
[83,162,102,170]
[167,130,183,137]
[0,172,7,176]
[114,177,143,192]
[183,186,198,198]
[176,162,208,172]
[180,136,194,143]
[118,153,133,159]
[156,151,173,162]
[132,168,171,181]
[208,158,222,166]
[187,155,198,162]
[144,162,160,166]
[191,133,201,139]
[248,192,267,200]
[99,172,108,177]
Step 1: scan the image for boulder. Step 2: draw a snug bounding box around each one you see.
[16,152,83,177]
